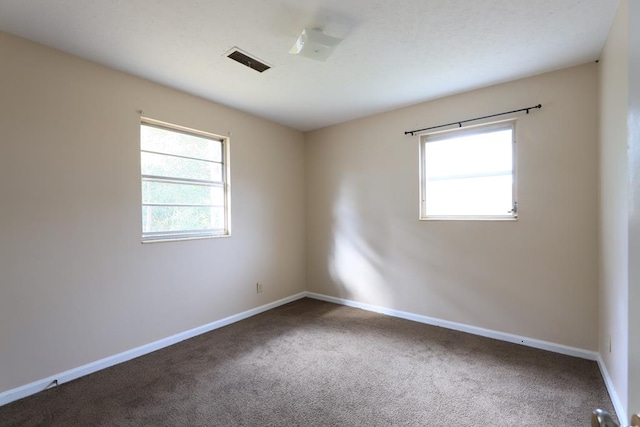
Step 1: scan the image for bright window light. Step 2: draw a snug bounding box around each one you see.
[140,119,230,242]
[420,121,516,219]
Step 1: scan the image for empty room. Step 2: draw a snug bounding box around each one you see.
[0,0,638,425]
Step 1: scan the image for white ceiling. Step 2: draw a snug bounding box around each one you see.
[0,0,619,131]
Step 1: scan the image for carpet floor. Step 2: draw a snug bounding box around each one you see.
[0,298,617,426]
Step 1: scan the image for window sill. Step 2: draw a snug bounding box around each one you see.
[141,234,231,244]
[419,216,518,221]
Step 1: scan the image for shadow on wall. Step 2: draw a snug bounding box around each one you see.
[324,176,533,333]
[328,181,394,307]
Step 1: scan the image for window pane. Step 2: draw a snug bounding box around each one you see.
[142,206,225,233]
[425,129,512,179]
[142,181,224,206]
[425,175,513,216]
[141,151,222,182]
[141,124,222,162]
[211,207,225,230]
[140,119,229,241]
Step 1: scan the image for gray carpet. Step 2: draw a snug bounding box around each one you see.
[0,298,616,426]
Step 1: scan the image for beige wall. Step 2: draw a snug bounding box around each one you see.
[599,0,630,417]
[628,0,640,417]
[0,32,306,393]
[306,64,600,350]
[1,20,629,411]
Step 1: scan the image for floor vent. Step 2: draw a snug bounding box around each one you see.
[226,48,271,73]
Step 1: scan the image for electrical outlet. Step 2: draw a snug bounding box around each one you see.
[256,283,263,293]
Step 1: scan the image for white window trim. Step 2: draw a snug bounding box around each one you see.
[418,119,518,221]
[140,117,231,243]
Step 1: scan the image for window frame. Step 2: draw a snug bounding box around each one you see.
[418,119,517,221]
[140,117,231,243]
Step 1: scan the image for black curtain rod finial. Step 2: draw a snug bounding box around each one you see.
[526,104,543,114]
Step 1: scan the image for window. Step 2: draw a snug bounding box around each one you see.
[419,120,516,220]
[140,118,230,242]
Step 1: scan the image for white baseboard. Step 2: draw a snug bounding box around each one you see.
[1,291,618,413]
[305,292,599,361]
[0,292,306,407]
[305,292,634,418]
[597,355,628,423]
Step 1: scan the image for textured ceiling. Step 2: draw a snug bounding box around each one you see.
[0,0,619,131]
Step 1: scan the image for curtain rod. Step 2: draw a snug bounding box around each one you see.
[404,104,542,136]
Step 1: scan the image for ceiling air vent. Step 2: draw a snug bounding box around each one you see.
[226,48,271,73]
